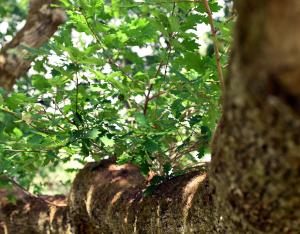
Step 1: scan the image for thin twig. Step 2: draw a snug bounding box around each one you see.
[181,162,209,173]
[143,84,153,116]
[43,114,66,131]
[163,3,176,76]
[4,149,49,153]
[79,9,132,80]
[0,107,55,134]
[143,60,164,115]
[143,3,176,116]
[171,141,201,161]
[119,1,202,7]
[0,174,66,207]
[75,70,79,114]
[225,13,237,23]
[148,91,167,101]
[201,0,225,91]
[53,99,75,127]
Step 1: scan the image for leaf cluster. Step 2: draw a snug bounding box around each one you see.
[0,0,233,189]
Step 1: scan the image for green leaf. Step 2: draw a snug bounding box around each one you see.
[168,16,180,32]
[189,115,202,126]
[0,94,4,106]
[197,146,205,159]
[0,0,225,186]
[163,162,172,175]
[12,128,23,138]
[32,75,51,90]
[100,136,114,147]
[6,93,32,109]
[144,138,159,153]
[87,129,100,140]
[135,113,147,126]
[171,99,185,119]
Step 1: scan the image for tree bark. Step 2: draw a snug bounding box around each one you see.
[2,0,300,233]
[210,1,300,233]
[0,0,66,90]
[0,189,69,234]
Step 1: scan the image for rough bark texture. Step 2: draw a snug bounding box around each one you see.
[68,160,213,234]
[1,160,213,234]
[1,0,300,233]
[210,1,300,233]
[0,189,69,234]
[0,0,66,90]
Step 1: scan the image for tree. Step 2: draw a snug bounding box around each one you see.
[0,0,226,184]
[1,0,300,233]
[0,0,66,89]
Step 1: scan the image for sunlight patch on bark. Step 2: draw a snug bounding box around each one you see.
[182,174,206,233]
[86,185,95,217]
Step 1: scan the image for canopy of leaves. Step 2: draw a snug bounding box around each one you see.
[0,0,233,191]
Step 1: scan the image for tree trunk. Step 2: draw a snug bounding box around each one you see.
[1,0,300,233]
[210,1,300,232]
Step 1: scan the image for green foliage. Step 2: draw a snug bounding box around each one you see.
[0,0,233,190]
[0,0,28,43]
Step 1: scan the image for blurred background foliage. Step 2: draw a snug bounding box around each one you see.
[0,0,234,194]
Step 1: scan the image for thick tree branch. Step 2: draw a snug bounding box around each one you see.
[0,186,68,234]
[0,0,66,90]
[68,160,214,233]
